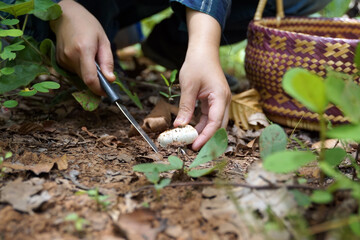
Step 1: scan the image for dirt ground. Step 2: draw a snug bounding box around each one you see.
[0,60,358,240]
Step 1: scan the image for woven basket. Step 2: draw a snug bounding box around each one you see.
[245,17,360,130]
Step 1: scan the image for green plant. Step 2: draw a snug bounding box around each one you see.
[0,0,142,112]
[133,128,228,189]
[0,149,12,176]
[321,0,352,17]
[258,43,360,237]
[159,69,180,101]
[77,188,111,211]
[65,213,89,232]
[0,0,62,109]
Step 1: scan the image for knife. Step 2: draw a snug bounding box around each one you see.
[95,62,159,153]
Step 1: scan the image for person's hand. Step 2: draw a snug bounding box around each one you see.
[50,0,115,95]
[173,9,231,151]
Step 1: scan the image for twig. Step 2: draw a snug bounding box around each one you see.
[258,175,275,186]
[119,76,180,94]
[309,216,360,235]
[129,180,321,195]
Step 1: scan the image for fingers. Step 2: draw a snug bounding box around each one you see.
[97,37,116,82]
[79,48,105,96]
[192,94,228,151]
[174,84,198,127]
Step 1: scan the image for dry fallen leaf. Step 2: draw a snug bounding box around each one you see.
[311,139,346,151]
[248,112,269,127]
[298,162,321,179]
[113,209,164,240]
[96,134,118,148]
[129,98,173,136]
[229,88,265,130]
[1,152,68,175]
[0,178,51,213]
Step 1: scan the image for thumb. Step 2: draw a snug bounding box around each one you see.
[174,88,197,127]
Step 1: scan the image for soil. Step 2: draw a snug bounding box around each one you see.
[0,60,358,240]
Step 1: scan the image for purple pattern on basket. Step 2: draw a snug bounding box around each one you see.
[245,17,360,128]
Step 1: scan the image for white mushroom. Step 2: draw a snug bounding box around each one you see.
[157,125,198,148]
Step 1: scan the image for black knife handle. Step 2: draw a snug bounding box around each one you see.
[95,62,120,103]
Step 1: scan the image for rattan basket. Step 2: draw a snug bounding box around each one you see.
[245,17,360,130]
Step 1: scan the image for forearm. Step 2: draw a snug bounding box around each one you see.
[185,8,221,63]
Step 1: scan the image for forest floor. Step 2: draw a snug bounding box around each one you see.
[0,55,358,240]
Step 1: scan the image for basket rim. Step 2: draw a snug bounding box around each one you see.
[249,16,360,42]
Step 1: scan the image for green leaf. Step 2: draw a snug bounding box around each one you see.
[75,220,84,231]
[189,128,228,168]
[114,78,143,109]
[310,190,333,204]
[5,38,38,64]
[0,67,15,75]
[355,43,360,71]
[169,70,178,83]
[72,90,101,112]
[259,124,288,159]
[0,42,25,60]
[324,148,346,167]
[18,88,37,96]
[155,178,171,190]
[159,91,169,98]
[32,81,60,93]
[3,100,18,108]
[33,82,49,92]
[283,68,328,114]
[1,19,19,26]
[0,29,23,37]
[297,178,307,184]
[145,171,160,184]
[39,81,60,89]
[327,124,360,142]
[0,64,48,94]
[264,150,317,173]
[168,156,183,169]
[325,75,345,107]
[98,195,109,202]
[32,0,62,21]
[160,73,169,87]
[187,167,215,178]
[65,213,79,221]
[5,152,12,159]
[86,189,98,197]
[323,0,351,17]
[349,215,360,236]
[133,163,178,173]
[291,190,311,207]
[340,81,360,123]
[0,0,34,17]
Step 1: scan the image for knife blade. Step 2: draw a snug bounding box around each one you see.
[95,62,159,153]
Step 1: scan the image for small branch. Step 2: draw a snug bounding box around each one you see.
[22,15,29,33]
[129,180,321,194]
[309,216,360,235]
[119,75,180,94]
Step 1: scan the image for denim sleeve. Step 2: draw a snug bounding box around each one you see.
[169,0,232,30]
